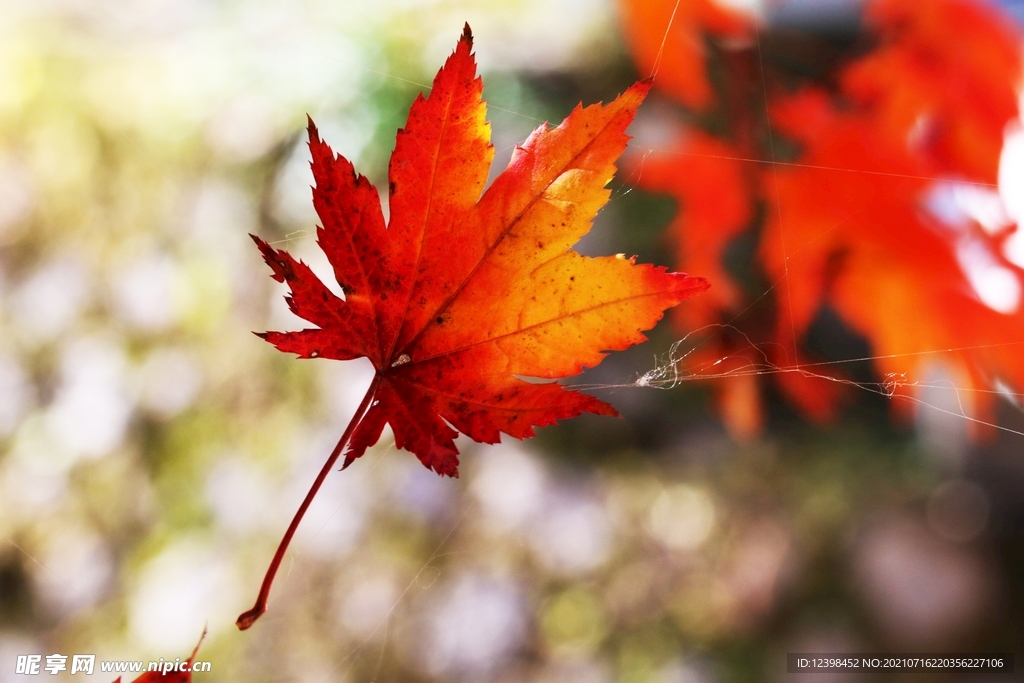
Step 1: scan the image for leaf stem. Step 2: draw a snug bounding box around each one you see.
[236,376,380,630]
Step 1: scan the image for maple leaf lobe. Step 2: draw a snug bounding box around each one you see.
[255,27,709,476]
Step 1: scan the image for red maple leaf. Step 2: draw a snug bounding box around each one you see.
[236,24,708,630]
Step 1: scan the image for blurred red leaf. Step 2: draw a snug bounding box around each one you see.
[844,0,1021,181]
[618,0,753,110]
[620,0,1024,434]
[639,132,752,324]
[767,85,1024,425]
